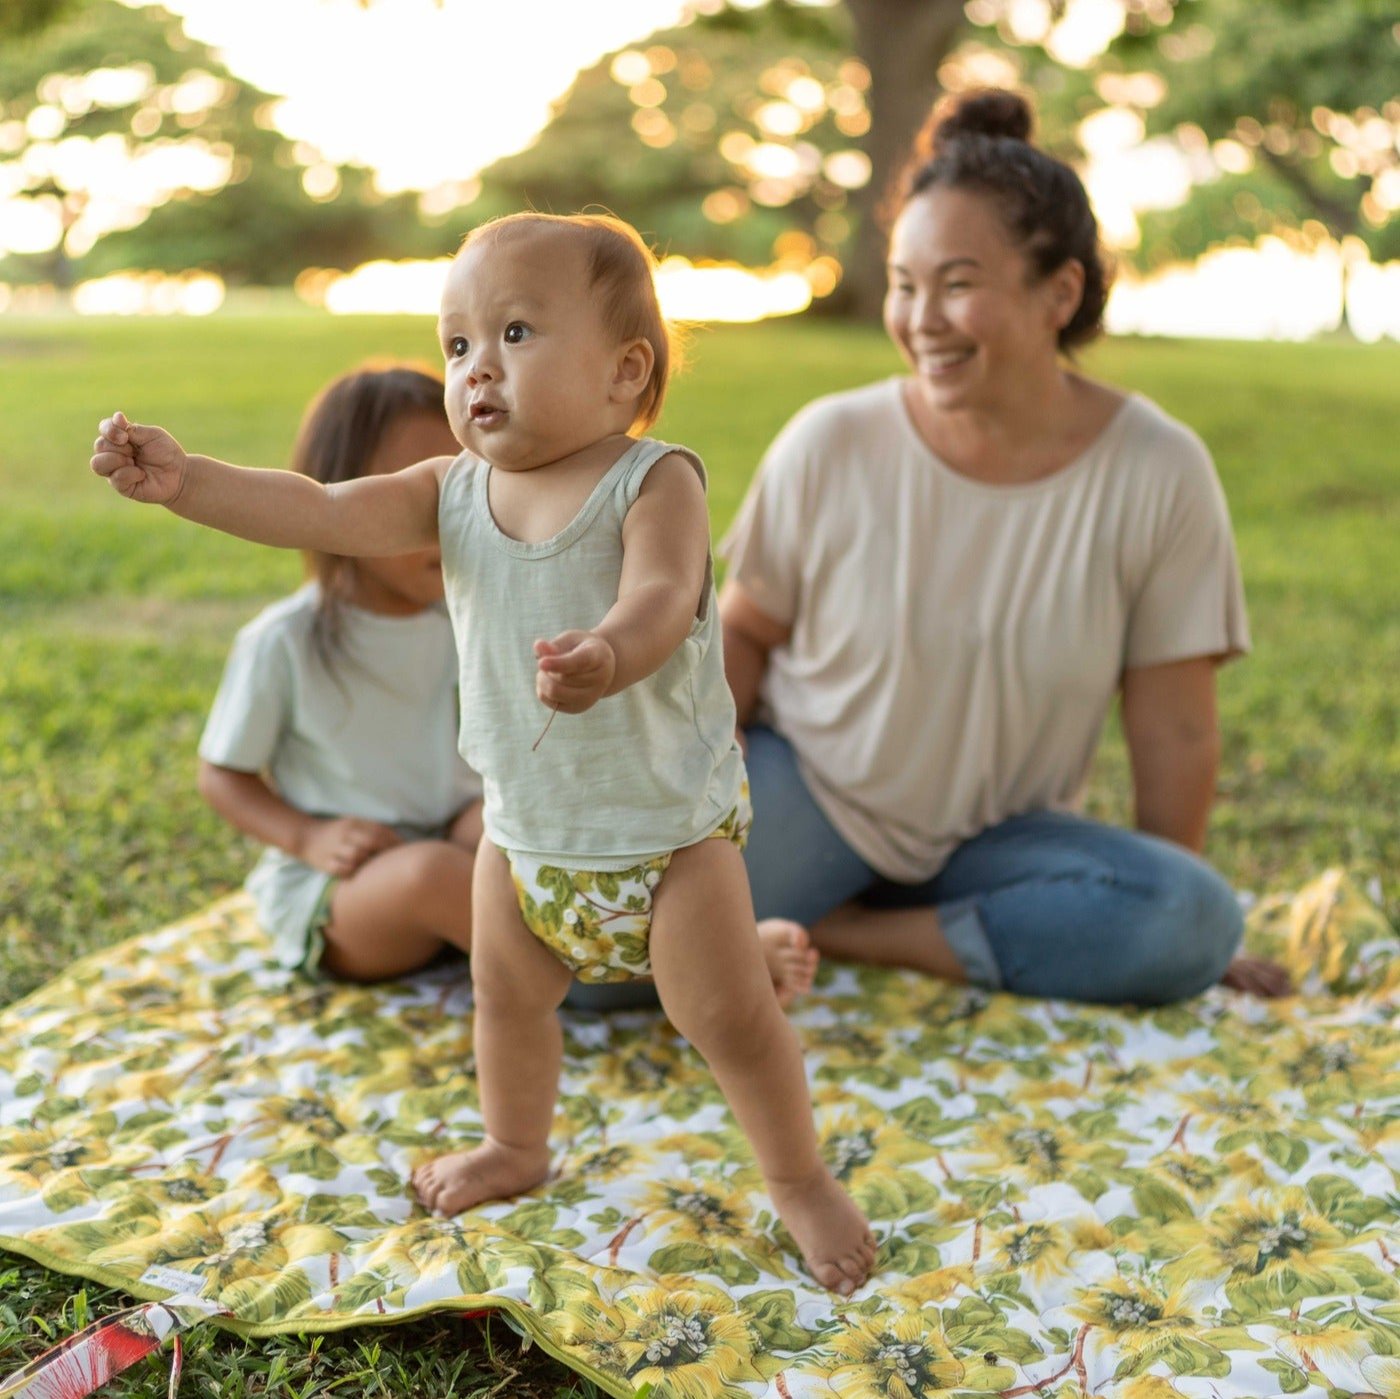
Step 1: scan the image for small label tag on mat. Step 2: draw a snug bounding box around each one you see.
[139,1265,209,1296]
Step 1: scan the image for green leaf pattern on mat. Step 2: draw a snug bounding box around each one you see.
[1,870,1398,1398]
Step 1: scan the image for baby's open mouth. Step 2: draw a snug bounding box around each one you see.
[470,401,505,424]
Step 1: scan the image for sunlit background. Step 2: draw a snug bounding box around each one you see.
[2,0,1397,337]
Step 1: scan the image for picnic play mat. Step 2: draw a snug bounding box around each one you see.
[3,871,1399,1399]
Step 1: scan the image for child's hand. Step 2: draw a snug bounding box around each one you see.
[91,411,190,504]
[297,817,403,877]
[534,631,617,714]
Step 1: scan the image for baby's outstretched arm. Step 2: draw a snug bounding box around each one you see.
[535,452,709,713]
[91,410,444,556]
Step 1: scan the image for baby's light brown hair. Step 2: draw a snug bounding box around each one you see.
[462,212,675,432]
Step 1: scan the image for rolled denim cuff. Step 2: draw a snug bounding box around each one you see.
[936,896,1003,990]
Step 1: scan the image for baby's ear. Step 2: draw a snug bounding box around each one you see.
[610,338,655,404]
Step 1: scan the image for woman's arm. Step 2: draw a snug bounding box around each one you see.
[92,412,444,556]
[1120,656,1221,852]
[198,761,401,877]
[718,578,792,727]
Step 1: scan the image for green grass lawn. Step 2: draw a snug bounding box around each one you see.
[1,313,1397,1393]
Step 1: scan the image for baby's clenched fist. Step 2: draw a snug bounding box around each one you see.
[91,410,190,505]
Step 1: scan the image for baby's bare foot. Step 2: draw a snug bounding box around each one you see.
[411,1137,551,1216]
[757,918,819,1007]
[770,1166,876,1296]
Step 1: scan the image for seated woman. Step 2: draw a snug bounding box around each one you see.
[718,88,1288,1005]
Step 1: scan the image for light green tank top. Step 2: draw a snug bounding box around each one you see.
[439,437,744,869]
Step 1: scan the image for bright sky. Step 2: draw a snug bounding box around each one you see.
[122,0,697,192]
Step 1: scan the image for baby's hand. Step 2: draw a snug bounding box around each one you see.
[534,631,616,714]
[91,411,190,504]
[297,817,402,877]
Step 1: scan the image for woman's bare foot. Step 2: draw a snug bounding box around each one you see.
[757,919,819,1007]
[411,1137,551,1216]
[1220,955,1293,998]
[769,1166,877,1296]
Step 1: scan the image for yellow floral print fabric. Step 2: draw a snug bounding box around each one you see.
[1,870,1398,1399]
[508,788,752,984]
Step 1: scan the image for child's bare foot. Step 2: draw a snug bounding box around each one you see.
[757,919,819,1007]
[770,1166,876,1296]
[411,1137,551,1216]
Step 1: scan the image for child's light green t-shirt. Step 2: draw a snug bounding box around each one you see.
[199,585,482,963]
[439,437,744,870]
[200,585,479,829]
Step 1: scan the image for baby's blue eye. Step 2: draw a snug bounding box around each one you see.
[504,322,530,344]
[448,336,468,358]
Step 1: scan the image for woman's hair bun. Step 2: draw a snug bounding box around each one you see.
[920,89,1034,158]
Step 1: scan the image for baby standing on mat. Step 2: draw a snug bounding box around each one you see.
[91,213,875,1295]
[197,364,484,981]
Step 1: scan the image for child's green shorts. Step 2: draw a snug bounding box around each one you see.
[505,787,752,984]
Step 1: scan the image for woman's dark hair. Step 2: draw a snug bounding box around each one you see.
[893,88,1112,352]
[291,362,449,667]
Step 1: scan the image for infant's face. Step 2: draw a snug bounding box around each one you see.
[438,228,623,472]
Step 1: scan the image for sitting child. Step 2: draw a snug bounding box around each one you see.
[198,364,483,980]
[91,213,876,1295]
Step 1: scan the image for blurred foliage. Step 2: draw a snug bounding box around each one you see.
[0,0,77,39]
[0,0,450,286]
[460,0,1399,295]
[462,2,857,265]
[3,0,1397,292]
[1089,0,1400,265]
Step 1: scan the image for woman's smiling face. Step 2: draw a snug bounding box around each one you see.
[883,185,1081,411]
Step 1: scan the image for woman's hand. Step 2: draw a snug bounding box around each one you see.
[297,817,403,878]
[534,631,617,714]
[91,411,190,504]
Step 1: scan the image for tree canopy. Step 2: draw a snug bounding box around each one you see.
[5,0,1397,308]
[0,0,447,287]
[1100,0,1399,265]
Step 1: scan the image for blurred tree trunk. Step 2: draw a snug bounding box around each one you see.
[839,0,966,320]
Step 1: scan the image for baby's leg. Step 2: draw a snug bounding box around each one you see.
[650,840,876,1295]
[411,840,573,1215]
[321,839,474,981]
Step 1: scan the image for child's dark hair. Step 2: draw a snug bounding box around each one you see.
[462,212,676,431]
[894,88,1112,352]
[291,363,448,666]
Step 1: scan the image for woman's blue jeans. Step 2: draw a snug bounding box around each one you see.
[564,725,1243,1009]
[742,724,1243,1005]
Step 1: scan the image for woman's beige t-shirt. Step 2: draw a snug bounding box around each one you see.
[718,378,1250,883]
